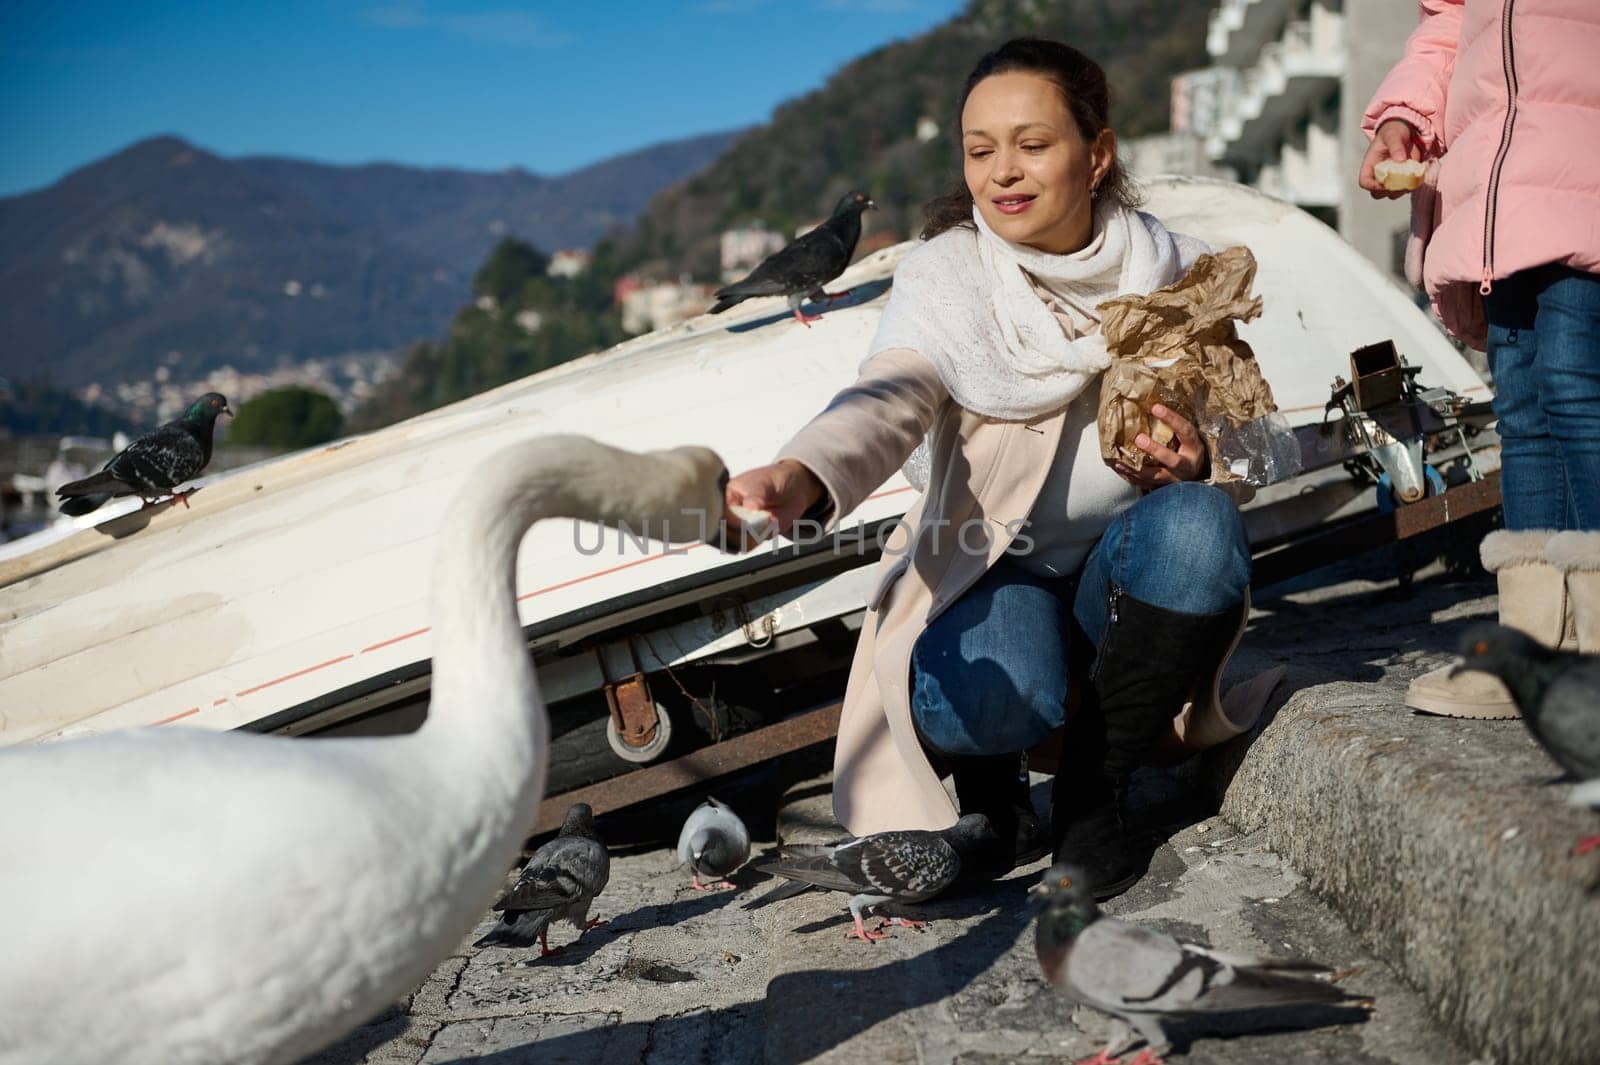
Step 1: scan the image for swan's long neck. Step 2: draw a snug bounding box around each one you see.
[418,437,721,809]
[420,467,546,804]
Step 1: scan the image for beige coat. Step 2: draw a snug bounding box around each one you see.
[780,348,1278,835]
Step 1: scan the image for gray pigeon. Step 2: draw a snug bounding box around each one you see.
[475,802,609,956]
[1033,863,1366,1064]
[1567,779,1600,857]
[745,813,996,942]
[1453,623,1600,780]
[676,797,750,891]
[55,392,231,516]
[707,190,875,326]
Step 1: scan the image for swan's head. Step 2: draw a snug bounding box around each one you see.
[469,436,731,548]
[640,445,731,545]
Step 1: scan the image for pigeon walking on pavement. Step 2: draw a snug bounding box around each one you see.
[475,802,610,957]
[55,392,232,517]
[744,813,996,942]
[1033,863,1366,1065]
[708,190,876,326]
[1570,779,1600,857]
[676,797,750,890]
[1452,624,1600,782]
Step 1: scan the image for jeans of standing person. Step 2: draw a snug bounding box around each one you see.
[909,482,1251,757]
[1485,264,1600,531]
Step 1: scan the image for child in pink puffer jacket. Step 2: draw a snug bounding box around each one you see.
[1358,0,1600,718]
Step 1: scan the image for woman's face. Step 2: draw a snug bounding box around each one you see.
[962,71,1114,254]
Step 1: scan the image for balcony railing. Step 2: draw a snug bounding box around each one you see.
[1207,0,1296,67]
[1204,6,1344,165]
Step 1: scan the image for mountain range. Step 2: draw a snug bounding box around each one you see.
[0,130,736,390]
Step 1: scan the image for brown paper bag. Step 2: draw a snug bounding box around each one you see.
[1096,246,1277,480]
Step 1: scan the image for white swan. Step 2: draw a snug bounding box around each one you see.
[0,435,729,1065]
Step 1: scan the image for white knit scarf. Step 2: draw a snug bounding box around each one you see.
[867,203,1207,420]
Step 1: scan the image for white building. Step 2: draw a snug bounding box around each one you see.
[1164,0,1416,278]
[719,224,787,283]
[620,279,716,336]
[547,249,590,279]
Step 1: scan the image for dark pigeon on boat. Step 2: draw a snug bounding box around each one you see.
[55,393,232,517]
[708,190,875,326]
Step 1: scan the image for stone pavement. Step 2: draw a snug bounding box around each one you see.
[304,561,1598,1065]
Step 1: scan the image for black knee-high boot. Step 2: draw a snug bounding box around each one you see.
[1050,585,1244,898]
[948,753,1048,881]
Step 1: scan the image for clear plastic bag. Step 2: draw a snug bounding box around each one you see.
[1207,410,1303,486]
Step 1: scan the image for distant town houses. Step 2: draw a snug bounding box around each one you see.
[616,275,716,336]
[719,223,787,284]
[76,352,396,424]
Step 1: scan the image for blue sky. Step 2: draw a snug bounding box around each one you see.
[0,0,967,197]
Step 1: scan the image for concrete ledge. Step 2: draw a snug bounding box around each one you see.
[1207,572,1600,1065]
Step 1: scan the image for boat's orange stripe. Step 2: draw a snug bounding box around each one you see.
[518,549,684,602]
[234,655,354,697]
[362,628,430,654]
[152,707,200,726]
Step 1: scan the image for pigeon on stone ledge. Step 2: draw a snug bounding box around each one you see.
[1033,863,1367,1065]
[1452,623,1600,782]
[55,392,232,517]
[475,802,609,956]
[744,813,995,942]
[676,797,750,891]
[1454,624,1600,858]
[708,190,875,326]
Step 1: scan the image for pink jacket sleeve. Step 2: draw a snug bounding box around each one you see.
[1361,0,1466,155]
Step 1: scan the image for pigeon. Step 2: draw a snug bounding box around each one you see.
[1570,779,1600,857]
[708,190,876,326]
[744,813,996,942]
[55,392,232,517]
[1452,623,1600,781]
[1032,863,1365,1065]
[475,802,609,956]
[676,797,751,890]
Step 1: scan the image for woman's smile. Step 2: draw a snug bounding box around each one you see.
[992,194,1036,214]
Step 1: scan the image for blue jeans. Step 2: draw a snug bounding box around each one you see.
[910,482,1251,757]
[1485,265,1600,530]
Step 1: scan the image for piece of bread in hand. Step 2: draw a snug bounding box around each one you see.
[1374,159,1426,192]
[1149,416,1176,448]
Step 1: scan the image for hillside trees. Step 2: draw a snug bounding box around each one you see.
[227,387,343,449]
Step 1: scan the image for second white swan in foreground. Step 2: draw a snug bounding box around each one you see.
[0,434,729,1065]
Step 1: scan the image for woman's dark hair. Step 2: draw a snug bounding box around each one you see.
[922,37,1140,240]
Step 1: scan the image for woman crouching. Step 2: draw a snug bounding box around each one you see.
[725,38,1261,900]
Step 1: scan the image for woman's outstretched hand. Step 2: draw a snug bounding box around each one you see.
[724,459,825,547]
[1359,119,1421,199]
[1112,404,1208,490]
